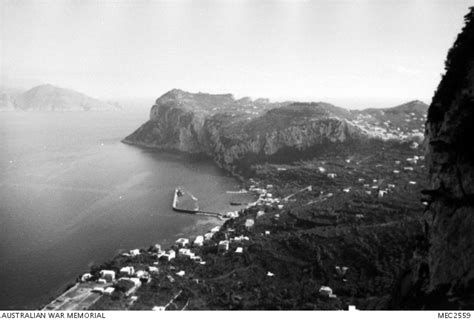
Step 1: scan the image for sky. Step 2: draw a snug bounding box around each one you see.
[1,0,472,109]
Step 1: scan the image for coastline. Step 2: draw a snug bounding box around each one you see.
[40,170,253,310]
[42,137,428,310]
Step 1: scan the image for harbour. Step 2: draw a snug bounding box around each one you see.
[172,187,226,220]
[0,112,246,309]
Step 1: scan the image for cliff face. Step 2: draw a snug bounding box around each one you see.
[124,89,427,174]
[422,8,474,308]
[205,103,364,172]
[395,9,474,309]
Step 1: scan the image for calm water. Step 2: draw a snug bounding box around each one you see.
[0,111,242,309]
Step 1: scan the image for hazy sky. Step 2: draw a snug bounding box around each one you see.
[1,0,472,108]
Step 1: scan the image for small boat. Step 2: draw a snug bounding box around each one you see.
[172,187,199,213]
[230,201,247,206]
[226,189,248,194]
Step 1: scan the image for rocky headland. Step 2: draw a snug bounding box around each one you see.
[123,89,427,175]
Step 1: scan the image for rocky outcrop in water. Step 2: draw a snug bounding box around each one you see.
[124,89,427,174]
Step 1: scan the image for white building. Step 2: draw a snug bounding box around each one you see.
[193,235,204,247]
[175,238,189,248]
[120,266,135,276]
[148,266,159,274]
[104,287,115,295]
[165,250,176,261]
[130,249,140,257]
[218,240,229,252]
[178,248,194,258]
[204,232,214,242]
[245,219,255,230]
[135,270,148,278]
[319,286,336,298]
[100,270,116,282]
[152,306,166,311]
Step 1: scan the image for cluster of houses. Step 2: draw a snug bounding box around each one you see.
[350,111,426,142]
[249,184,285,210]
[80,262,155,298]
[79,243,195,299]
[335,152,424,199]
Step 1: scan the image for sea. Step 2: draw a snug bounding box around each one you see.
[0,111,243,309]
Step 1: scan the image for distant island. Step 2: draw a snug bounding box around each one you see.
[0,84,121,112]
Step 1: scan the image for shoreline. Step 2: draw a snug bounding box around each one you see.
[40,181,255,310]
[42,138,428,310]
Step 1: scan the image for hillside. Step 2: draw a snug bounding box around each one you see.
[85,139,427,310]
[352,100,427,141]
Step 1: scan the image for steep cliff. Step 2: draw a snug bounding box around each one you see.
[204,102,364,173]
[124,89,427,174]
[396,8,474,309]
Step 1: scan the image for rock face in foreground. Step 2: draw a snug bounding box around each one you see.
[424,9,474,308]
[398,8,474,309]
[124,89,427,174]
[14,84,120,111]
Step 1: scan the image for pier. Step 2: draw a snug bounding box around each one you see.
[172,187,224,219]
[172,187,199,213]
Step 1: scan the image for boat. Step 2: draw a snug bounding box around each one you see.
[172,187,199,213]
[226,189,248,194]
[230,201,248,206]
